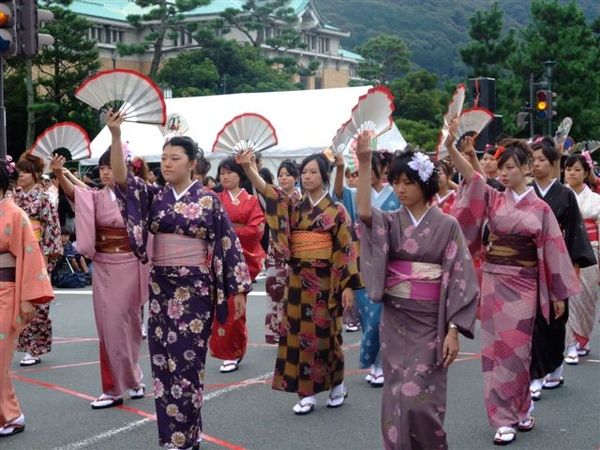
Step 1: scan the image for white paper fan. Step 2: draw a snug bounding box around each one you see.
[435,128,450,161]
[457,107,494,141]
[443,84,466,126]
[554,117,572,149]
[350,86,395,136]
[161,112,189,137]
[30,122,91,169]
[75,69,167,125]
[212,113,278,154]
[331,120,355,156]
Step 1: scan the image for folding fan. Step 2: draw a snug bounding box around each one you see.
[161,112,189,137]
[75,69,167,125]
[456,107,494,143]
[29,122,91,169]
[554,117,573,150]
[212,113,278,154]
[435,84,467,160]
[345,151,360,173]
[350,86,395,136]
[331,120,355,156]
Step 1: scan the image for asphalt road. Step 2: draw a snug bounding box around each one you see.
[3,279,599,450]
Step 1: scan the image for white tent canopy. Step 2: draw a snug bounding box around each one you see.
[82,86,407,177]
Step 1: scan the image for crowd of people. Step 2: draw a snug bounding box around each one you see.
[0,109,598,449]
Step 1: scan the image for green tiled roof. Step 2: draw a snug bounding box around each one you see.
[339,48,363,61]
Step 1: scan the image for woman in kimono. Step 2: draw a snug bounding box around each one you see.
[14,153,61,366]
[50,152,149,409]
[355,134,478,450]
[264,159,300,344]
[107,110,252,450]
[432,159,456,214]
[236,149,362,415]
[446,122,580,445]
[563,153,600,364]
[0,159,54,437]
[529,139,595,399]
[211,156,265,373]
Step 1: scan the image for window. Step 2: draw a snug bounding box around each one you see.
[314,77,322,89]
[104,25,111,43]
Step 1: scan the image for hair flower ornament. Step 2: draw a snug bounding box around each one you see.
[408,152,434,182]
[5,155,16,174]
[582,150,594,170]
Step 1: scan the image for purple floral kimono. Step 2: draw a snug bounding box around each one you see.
[116,175,252,450]
[360,205,478,450]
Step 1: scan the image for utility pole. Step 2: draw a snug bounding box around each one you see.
[543,60,556,135]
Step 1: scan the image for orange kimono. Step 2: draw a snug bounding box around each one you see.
[0,198,54,427]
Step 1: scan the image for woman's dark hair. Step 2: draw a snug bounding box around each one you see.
[300,153,333,189]
[483,145,498,158]
[434,159,452,177]
[496,139,532,169]
[217,156,248,184]
[0,159,12,194]
[278,159,299,179]
[203,176,216,187]
[152,167,161,178]
[387,149,439,202]
[99,148,111,167]
[16,153,45,182]
[564,153,591,174]
[259,167,274,185]
[371,150,393,180]
[531,136,560,164]
[195,155,211,178]
[164,136,200,161]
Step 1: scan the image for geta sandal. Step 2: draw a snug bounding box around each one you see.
[293,398,316,415]
[493,426,516,445]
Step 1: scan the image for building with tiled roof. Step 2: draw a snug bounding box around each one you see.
[69,0,362,89]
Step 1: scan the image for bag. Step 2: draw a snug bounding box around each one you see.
[51,271,88,289]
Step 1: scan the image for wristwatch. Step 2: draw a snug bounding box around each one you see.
[448,322,458,330]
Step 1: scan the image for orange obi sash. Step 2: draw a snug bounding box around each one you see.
[152,233,210,267]
[95,226,132,253]
[485,233,537,267]
[385,260,442,301]
[290,231,333,260]
[30,219,42,241]
[584,219,598,243]
[0,250,16,281]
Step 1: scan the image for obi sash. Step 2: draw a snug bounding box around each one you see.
[290,231,333,260]
[384,260,442,301]
[485,233,537,267]
[152,233,210,267]
[95,226,132,253]
[584,219,598,243]
[0,250,16,281]
[30,219,42,241]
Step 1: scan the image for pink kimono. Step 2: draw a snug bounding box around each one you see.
[452,172,581,427]
[74,186,148,396]
[0,198,54,426]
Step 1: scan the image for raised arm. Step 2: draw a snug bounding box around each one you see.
[445,117,475,184]
[356,132,373,227]
[50,155,76,200]
[333,153,345,199]
[461,136,486,178]
[236,149,268,196]
[107,109,128,188]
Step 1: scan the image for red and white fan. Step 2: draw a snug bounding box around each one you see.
[75,69,167,125]
[435,84,467,160]
[455,107,494,145]
[350,86,395,137]
[29,122,91,169]
[212,113,278,154]
[161,112,190,137]
[331,120,355,156]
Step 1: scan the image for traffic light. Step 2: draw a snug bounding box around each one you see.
[17,0,54,58]
[0,0,16,57]
[535,90,557,120]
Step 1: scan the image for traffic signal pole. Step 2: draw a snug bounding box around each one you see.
[1,57,6,159]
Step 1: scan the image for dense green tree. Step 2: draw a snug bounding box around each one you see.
[156,39,297,96]
[4,61,28,157]
[355,34,411,85]
[118,0,210,79]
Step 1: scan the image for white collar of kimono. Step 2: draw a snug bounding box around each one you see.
[309,190,328,207]
[371,184,394,208]
[511,186,534,203]
[406,205,433,227]
[436,190,454,203]
[228,188,244,203]
[108,187,116,201]
[171,180,198,201]
[534,179,556,197]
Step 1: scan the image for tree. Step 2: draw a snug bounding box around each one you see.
[118,0,210,79]
[355,34,411,85]
[156,39,298,96]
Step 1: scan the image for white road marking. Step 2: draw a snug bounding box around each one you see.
[54,290,268,297]
[53,418,151,450]
[203,372,273,402]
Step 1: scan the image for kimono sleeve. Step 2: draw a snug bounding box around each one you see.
[359,207,394,302]
[562,189,596,269]
[115,173,158,263]
[209,193,253,324]
[440,218,479,340]
[331,203,364,295]
[72,185,98,259]
[234,195,265,242]
[332,186,358,225]
[263,184,292,260]
[39,191,62,257]
[450,171,497,255]
[8,208,54,331]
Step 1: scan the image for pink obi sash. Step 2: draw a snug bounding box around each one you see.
[384,260,442,301]
[152,233,210,267]
[30,219,42,241]
[584,219,598,243]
